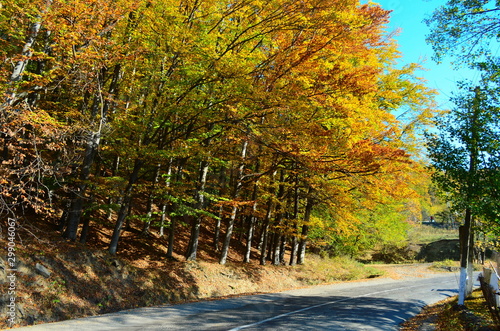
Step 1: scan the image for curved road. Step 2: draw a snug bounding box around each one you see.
[15,268,469,330]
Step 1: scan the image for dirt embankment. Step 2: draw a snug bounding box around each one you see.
[0,222,459,329]
[1,238,394,329]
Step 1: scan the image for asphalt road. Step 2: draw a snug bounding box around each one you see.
[14,269,468,331]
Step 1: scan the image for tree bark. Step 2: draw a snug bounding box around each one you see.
[289,179,300,266]
[272,216,282,266]
[244,214,256,263]
[64,131,100,240]
[297,194,314,265]
[260,170,277,266]
[219,140,248,265]
[279,235,286,265]
[244,163,259,263]
[185,159,210,261]
[142,163,161,235]
[108,159,143,255]
[259,206,272,265]
[167,217,176,259]
[214,207,222,251]
[2,1,52,110]
[289,235,298,266]
[159,204,167,237]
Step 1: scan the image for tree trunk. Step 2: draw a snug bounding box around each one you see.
[64,131,100,240]
[214,207,222,251]
[259,211,271,266]
[279,235,286,265]
[219,205,238,265]
[108,159,143,255]
[289,180,300,266]
[458,209,474,305]
[271,170,285,266]
[167,217,176,259]
[244,215,256,263]
[214,165,227,251]
[244,159,260,263]
[297,194,314,265]
[219,140,248,265]
[159,204,167,237]
[289,235,298,266]
[185,159,210,261]
[260,171,277,266]
[272,220,282,266]
[79,216,90,244]
[2,0,52,110]
[142,163,161,235]
[159,159,173,237]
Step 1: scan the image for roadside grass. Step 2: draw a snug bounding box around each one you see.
[429,259,460,271]
[296,255,384,284]
[407,224,459,245]
[430,259,484,272]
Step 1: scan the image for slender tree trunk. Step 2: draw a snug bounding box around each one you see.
[79,216,90,244]
[271,170,285,266]
[214,166,227,251]
[2,0,52,110]
[244,215,256,263]
[108,159,143,255]
[185,159,210,261]
[466,222,475,297]
[143,163,161,235]
[214,207,222,251]
[272,219,282,266]
[289,179,300,266]
[64,131,100,240]
[259,212,271,265]
[78,193,94,244]
[219,205,238,265]
[159,204,167,237]
[289,236,298,266]
[260,170,277,266]
[219,140,248,265]
[244,159,260,263]
[159,159,173,237]
[167,217,176,259]
[458,209,474,305]
[279,235,286,265]
[297,194,314,265]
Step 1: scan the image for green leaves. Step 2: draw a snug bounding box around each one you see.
[425,0,500,64]
[426,81,500,230]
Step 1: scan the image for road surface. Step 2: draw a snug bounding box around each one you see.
[14,267,468,330]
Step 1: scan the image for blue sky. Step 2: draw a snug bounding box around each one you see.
[370,0,481,109]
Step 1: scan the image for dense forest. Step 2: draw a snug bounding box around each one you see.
[1,0,438,265]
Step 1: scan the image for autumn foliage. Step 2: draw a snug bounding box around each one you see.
[0,0,437,264]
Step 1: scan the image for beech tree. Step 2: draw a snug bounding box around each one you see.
[1,0,439,264]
